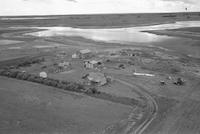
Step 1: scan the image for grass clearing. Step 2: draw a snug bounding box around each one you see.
[0,76,133,134]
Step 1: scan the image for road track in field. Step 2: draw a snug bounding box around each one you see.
[115,79,158,134]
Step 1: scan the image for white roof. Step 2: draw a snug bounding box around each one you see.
[85,59,102,64]
[39,72,47,78]
[133,72,155,77]
[90,60,99,64]
[58,62,69,67]
[80,49,91,54]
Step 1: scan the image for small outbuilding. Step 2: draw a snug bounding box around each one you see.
[58,62,70,69]
[72,49,93,59]
[72,53,79,59]
[55,61,71,73]
[39,72,48,78]
[84,60,102,69]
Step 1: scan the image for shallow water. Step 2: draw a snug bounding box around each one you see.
[27,21,200,44]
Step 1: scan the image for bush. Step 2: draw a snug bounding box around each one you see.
[21,73,31,80]
[61,81,70,85]
[63,82,83,92]
[32,76,44,83]
[4,71,11,77]
[65,83,77,91]
[27,75,37,82]
[9,71,19,78]
[41,65,47,69]
[16,72,25,79]
[48,80,58,87]
[0,70,7,76]
[86,87,99,94]
[56,82,65,88]
[42,78,52,86]
[18,61,31,67]
[0,70,4,75]
[118,64,125,69]
[76,84,85,90]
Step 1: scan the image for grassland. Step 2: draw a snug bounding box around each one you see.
[0,12,200,134]
[0,76,133,134]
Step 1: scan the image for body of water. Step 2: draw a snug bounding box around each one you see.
[27,21,200,44]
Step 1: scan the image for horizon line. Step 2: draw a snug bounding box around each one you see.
[0,11,199,17]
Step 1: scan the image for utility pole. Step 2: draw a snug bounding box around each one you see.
[184,7,190,19]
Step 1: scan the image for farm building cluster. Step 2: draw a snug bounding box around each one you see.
[5,48,185,88]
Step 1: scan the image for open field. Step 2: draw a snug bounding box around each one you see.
[0,76,133,134]
[0,13,200,134]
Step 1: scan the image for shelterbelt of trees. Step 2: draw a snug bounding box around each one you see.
[0,69,99,94]
[0,69,143,107]
[0,56,143,106]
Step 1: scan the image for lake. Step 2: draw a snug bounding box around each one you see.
[27,21,200,44]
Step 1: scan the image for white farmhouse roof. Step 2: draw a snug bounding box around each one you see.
[90,60,99,64]
[85,59,102,64]
[80,49,91,54]
[58,62,69,67]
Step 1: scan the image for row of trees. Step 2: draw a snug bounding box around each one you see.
[0,57,45,70]
[0,69,99,94]
[2,58,45,70]
[0,69,144,107]
[16,58,45,68]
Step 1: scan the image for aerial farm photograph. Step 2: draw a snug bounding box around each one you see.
[0,0,200,134]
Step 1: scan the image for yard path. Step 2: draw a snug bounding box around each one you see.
[115,78,158,134]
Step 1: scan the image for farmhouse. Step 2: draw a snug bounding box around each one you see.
[84,60,102,69]
[72,49,93,59]
[55,61,71,73]
[58,62,70,69]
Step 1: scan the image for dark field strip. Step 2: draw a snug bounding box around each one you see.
[0,56,36,69]
[0,54,48,69]
[170,27,200,33]
[142,30,200,41]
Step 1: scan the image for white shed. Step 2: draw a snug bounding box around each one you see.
[39,72,48,78]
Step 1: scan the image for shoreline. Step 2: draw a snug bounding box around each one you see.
[143,30,200,40]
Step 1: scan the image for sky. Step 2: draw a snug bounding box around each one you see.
[0,0,199,16]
